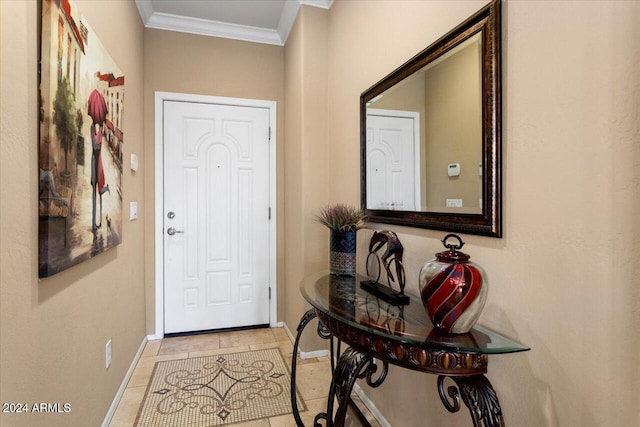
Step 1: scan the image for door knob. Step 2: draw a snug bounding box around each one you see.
[166,227,184,235]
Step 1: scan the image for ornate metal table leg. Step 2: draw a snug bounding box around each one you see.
[291,309,336,427]
[437,375,505,427]
[331,347,388,427]
[291,309,318,427]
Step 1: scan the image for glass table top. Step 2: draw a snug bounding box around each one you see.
[301,272,530,355]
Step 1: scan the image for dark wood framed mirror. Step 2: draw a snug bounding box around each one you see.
[360,0,501,237]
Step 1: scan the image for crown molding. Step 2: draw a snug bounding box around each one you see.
[276,0,301,44]
[135,0,154,24]
[146,12,284,45]
[299,0,334,9]
[135,0,332,46]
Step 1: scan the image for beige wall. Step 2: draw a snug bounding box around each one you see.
[306,0,638,425]
[142,29,286,332]
[424,41,482,213]
[0,1,145,426]
[283,6,331,350]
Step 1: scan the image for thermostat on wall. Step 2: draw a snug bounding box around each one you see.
[448,163,460,177]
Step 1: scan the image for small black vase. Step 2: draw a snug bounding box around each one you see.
[329,230,356,276]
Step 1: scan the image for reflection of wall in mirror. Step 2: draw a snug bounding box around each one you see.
[424,39,482,214]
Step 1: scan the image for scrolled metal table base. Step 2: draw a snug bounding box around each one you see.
[437,375,505,427]
[291,308,505,427]
[291,309,324,426]
[292,309,383,427]
[331,347,387,425]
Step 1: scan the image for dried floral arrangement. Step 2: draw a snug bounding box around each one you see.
[315,204,366,232]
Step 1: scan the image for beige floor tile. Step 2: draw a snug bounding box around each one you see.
[268,396,328,427]
[158,333,220,355]
[226,419,271,427]
[286,355,323,367]
[127,362,155,389]
[139,352,190,367]
[258,341,325,365]
[140,339,161,358]
[127,352,188,388]
[189,345,251,358]
[218,328,276,348]
[250,341,322,368]
[250,340,294,357]
[108,386,146,427]
[272,327,291,342]
[269,395,379,427]
[294,358,333,400]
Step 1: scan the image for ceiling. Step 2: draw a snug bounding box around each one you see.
[135,0,333,46]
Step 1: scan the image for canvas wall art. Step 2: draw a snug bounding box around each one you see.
[39,0,124,277]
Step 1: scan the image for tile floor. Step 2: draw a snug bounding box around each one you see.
[108,327,380,427]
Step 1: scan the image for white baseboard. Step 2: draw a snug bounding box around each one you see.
[353,383,392,427]
[301,349,331,359]
[282,321,330,359]
[101,335,149,427]
[282,321,296,343]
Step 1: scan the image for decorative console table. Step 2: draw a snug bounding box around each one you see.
[290,272,529,427]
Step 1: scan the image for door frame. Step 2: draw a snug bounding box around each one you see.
[153,91,277,339]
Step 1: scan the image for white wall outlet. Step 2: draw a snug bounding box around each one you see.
[446,198,463,208]
[106,339,112,369]
[130,202,138,220]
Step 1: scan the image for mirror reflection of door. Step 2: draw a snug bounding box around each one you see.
[365,33,483,214]
[366,109,420,211]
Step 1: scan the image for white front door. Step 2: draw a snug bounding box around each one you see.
[163,100,271,334]
[366,109,421,211]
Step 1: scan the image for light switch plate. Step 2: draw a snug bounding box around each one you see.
[130,153,138,172]
[105,339,112,369]
[446,199,463,208]
[130,202,138,220]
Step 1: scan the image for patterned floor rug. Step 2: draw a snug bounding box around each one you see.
[135,348,306,426]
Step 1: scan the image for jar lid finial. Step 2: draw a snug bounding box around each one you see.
[437,234,470,262]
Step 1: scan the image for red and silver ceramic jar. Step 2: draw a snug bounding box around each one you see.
[419,234,488,334]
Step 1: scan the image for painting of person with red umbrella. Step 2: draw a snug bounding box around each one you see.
[87,89,110,231]
[38,0,124,277]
